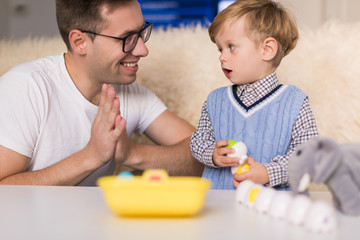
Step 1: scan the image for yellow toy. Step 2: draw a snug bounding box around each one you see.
[97,169,211,217]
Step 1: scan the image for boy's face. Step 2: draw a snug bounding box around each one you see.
[85,1,149,86]
[214,16,268,85]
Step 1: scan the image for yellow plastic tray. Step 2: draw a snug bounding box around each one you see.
[97,169,211,217]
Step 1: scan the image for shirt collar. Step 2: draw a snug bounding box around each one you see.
[236,72,279,98]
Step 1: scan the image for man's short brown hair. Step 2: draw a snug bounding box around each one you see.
[56,0,135,50]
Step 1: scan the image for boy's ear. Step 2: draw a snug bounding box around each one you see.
[261,37,278,61]
[68,30,88,55]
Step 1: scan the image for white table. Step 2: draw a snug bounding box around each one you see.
[0,185,359,240]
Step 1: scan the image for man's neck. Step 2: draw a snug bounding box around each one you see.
[64,52,102,106]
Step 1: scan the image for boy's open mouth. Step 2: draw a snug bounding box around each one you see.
[222,68,232,77]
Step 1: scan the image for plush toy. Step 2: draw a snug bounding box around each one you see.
[288,137,360,216]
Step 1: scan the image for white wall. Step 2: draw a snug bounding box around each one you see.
[278,0,325,29]
[279,0,360,29]
[220,0,360,29]
[0,0,10,38]
[0,0,58,39]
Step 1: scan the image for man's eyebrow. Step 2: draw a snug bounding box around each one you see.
[119,22,146,37]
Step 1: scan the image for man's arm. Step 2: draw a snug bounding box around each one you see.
[0,145,105,185]
[0,84,126,185]
[115,110,204,176]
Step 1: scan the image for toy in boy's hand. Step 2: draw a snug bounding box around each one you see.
[288,137,360,216]
[226,140,249,174]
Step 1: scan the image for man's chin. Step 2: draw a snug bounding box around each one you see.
[111,75,137,85]
[122,76,137,85]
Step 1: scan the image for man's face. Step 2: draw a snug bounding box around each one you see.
[86,1,149,85]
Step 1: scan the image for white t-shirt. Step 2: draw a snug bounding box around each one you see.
[0,54,166,186]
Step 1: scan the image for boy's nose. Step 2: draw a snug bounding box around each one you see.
[219,52,226,62]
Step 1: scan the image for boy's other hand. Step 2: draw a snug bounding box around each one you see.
[232,157,270,187]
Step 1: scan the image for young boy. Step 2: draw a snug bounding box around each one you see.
[190,0,318,189]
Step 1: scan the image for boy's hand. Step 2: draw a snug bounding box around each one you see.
[213,140,240,167]
[232,157,270,187]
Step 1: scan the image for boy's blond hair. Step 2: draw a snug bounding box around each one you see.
[209,0,298,67]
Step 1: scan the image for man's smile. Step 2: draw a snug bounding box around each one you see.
[121,61,139,72]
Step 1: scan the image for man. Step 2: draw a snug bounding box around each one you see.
[0,0,203,186]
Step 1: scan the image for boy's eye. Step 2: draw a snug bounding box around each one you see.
[229,45,235,50]
[218,48,223,53]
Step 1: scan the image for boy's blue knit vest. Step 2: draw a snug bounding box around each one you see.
[203,84,306,189]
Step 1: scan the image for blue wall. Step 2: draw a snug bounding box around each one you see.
[138,0,235,28]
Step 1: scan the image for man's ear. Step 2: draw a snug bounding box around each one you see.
[68,30,88,55]
[261,37,278,61]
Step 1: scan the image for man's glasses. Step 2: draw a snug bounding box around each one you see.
[81,22,152,53]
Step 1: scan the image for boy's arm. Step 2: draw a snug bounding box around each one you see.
[264,97,318,187]
[190,102,246,169]
[190,101,217,167]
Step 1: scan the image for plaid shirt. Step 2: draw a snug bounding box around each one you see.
[190,73,319,187]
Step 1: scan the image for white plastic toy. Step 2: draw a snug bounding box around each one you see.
[303,200,337,233]
[243,184,263,209]
[268,191,293,220]
[226,140,249,175]
[235,180,337,233]
[253,187,276,214]
[235,180,255,204]
[286,194,312,225]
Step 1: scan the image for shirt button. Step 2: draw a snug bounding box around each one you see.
[246,87,254,92]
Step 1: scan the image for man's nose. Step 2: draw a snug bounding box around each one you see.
[131,37,149,57]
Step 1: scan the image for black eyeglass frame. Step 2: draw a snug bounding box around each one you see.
[81,21,152,53]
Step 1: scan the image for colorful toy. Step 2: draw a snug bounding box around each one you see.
[117,171,134,179]
[98,169,211,217]
[226,140,250,174]
[288,137,360,216]
[235,180,337,233]
[235,179,256,204]
[244,183,263,208]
